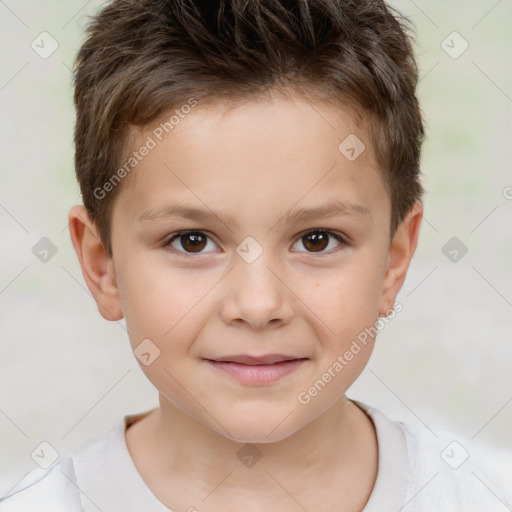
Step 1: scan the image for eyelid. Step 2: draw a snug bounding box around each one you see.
[291,228,349,255]
[164,230,220,255]
[163,228,349,256]
[296,227,348,242]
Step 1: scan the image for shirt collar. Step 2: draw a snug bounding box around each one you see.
[70,401,408,511]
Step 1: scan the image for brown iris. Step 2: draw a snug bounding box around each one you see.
[301,231,329,252]
[179,232,208,252]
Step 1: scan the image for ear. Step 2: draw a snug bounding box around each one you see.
[68,205,123,321]
[378,200,423,316]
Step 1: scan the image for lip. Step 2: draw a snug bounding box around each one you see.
[204,355,308,385]
[209,354,303,365]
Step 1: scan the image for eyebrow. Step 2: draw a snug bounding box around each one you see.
[138,199,371,228]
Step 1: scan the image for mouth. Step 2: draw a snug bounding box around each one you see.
[207,354,306,365]
[203,354,309,384]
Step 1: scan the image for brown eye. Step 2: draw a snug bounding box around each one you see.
[181,232,206,252]
[302,231,329,252]
[291,229,345,254]
[167,231,216,253]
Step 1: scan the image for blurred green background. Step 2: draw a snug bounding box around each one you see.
[1,0,511,496]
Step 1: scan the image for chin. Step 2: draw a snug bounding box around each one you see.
[215,408,305,445]
[225,426,295,445]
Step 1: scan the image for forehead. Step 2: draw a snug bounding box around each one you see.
[114,92,389,229]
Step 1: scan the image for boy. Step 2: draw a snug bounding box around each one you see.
[1,0,509,510]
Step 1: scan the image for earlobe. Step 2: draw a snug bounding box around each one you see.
[68,205,124,321]
[378,200,423,316]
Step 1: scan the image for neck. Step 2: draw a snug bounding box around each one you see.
[126,395,378,511]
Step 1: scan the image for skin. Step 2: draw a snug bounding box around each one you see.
[69,90,422,511]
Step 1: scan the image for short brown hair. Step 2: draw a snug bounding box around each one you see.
[73,0,425,255]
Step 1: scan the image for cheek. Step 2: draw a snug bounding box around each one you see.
[302,258,383,335]
[116,256,219,350]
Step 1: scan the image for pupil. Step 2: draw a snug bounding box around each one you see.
[182,233,206,252]
[304,232,328,252]
[179,232,330,253]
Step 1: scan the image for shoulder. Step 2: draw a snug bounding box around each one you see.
[0,420,122,512]
[0,413,146,512]
[0,455,82,511]
[399,418,512,511]
[355,400,512,511]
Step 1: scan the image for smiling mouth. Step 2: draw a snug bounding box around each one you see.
[205,354,307,365]
[203,355,308,384]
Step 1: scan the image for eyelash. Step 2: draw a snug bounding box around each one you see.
[163,229,349,256]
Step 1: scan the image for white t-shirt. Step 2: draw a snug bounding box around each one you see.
[1,401,510,511]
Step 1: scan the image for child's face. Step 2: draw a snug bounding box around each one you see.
[73,92,421,443]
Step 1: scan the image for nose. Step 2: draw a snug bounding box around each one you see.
[219,254,294,330]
